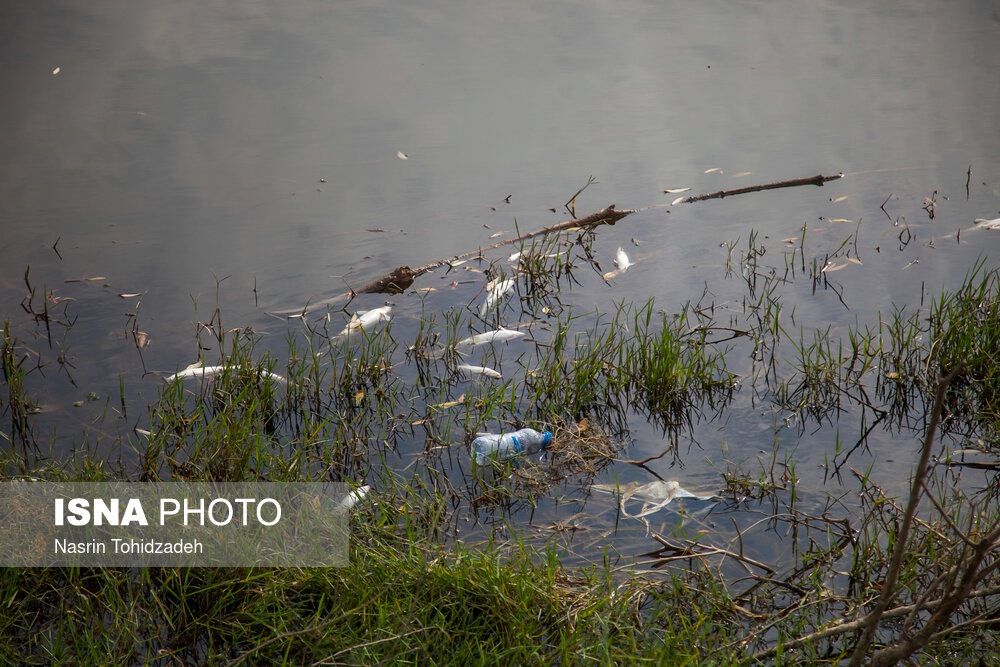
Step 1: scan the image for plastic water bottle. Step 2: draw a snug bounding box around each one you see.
[471,428,553,464]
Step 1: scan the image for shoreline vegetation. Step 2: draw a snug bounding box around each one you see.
[3,173,1000,663]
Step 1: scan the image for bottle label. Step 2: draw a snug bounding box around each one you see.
[511,436,521,454]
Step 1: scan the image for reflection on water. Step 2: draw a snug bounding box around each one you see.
[2,1,1000,567]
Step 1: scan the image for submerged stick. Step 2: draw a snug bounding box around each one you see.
[285,170,843,311]
[679,173,844,203]
[406,204,633,280]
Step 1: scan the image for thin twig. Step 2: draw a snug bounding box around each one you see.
[747,584,1000,664]
[849,364,964,666]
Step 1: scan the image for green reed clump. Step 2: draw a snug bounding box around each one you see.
[926,262,1000,438]
[625,301,735,436]
[1,324,40,456]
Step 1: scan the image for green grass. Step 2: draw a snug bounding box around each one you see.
[4,231,1000,663]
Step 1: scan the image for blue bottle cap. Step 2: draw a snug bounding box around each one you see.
[540,431,553,446]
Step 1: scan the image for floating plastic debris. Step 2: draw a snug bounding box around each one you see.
[591,480,714,519]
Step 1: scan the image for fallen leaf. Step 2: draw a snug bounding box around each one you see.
[354,388,364,405]
[489,231,506,239]
[733,171,752,177]
[833,195,848,203]
[828,218,852,223]
[846,257,863,265]
[822,261,848,273]
[366,228,385,233]
[87,276,107,281]
[704,167,721,174]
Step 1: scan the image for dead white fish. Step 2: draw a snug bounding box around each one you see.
[479,278,515,316]
[662,187,690,194]
[164,364,287,384]
[340,485,371,509]
[614,247,633,272]
[456,364,502,379]
[591,480,714,519]
[396,151,408,160]
[164,364,226,382]
[338,305,392,338]
[974,218,1000,230]
[508,251,522,263]
[455,328,526,347]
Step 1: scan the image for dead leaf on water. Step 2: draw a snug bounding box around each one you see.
[416,287,436,293]
[822,261,848,273]
[828,218,852,223]
[782,237,800,244]
[489,231,506,239]
[704,167,722,174]
[354,388,364,405]
[833,195,848,203]
[846,257,863,265]
[431,394,465,409]
[733,171,752,177]
[662,187,690,194]
[366,228,385,233]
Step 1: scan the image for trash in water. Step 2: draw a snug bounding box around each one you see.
[591,480,714,519]
[470,428,552,464]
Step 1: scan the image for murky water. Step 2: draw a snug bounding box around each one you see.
[2,1,1000,568]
